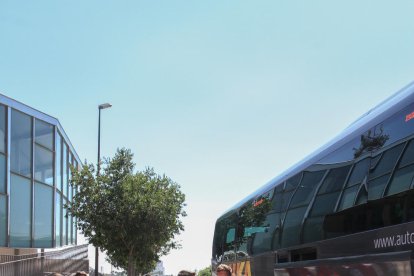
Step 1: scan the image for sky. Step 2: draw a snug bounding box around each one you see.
[1,0,414,274]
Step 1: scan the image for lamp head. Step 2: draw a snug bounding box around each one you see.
[99,103,112,110]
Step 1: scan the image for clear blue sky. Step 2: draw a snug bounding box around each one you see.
[1,1,414,274]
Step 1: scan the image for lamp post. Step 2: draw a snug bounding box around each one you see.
[96,103,112,276]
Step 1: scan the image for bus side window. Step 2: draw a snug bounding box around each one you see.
[281,170,325,248]
[338,158,370,210]
[303,165,351,243]
[386,139,414,196]
[236,196,272,257]
[222,227,236,262]
[367,143,405,200]
[226,228,235,244]
[213,214,237,263]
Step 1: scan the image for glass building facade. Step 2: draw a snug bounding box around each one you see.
[0,94,80,248]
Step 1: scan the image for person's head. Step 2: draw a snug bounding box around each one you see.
[178,270,195,276]
[216,264,232,276]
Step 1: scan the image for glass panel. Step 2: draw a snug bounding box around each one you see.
[56,135,62,191]
[399,140,414,168]
[368,174,390,200]
[303,216,324,243]
[355,188,367,205]
[318,136,362,164]
[237,199,272,256]
[34,183,53,248]
[275,183,284,193]
[251,212,280,254]
[224,228,235,261]
[213,214,237,262]
[35,145,54,185]
[0,154,6,194]
[369,144,404,179]
[0,105,5,153]
[72,216,77,245]
[70,213,73,244]
[339,186,359,210]
[10,174,31,247]
[271,192,283,212]
[289,170,325,208]
[35,119,53,150]
[69,153,73,202]
[281,191,293,212]
[56,192,61,247]
[370,154,382,170]
[63,199,68,245]
[285,173,302,191]
[318,165,351,194]
[310,192,340,217]
[62,144,68,198]
[387,164,414,196]
[271,220,281,250]
[11,110,32,178]
[0,195,6,246]
[281,207,307,247]
[346,158,370,187]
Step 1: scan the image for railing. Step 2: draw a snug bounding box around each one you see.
[0,244,89,276]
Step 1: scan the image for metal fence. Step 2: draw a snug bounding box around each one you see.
[0,244,89,276]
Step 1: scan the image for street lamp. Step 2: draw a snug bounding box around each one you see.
[96,102,112,276]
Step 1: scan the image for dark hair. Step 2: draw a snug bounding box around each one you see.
[178,270,195,276]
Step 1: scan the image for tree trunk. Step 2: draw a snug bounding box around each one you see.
[127,252,136,276]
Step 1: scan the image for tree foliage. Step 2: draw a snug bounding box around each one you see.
[197,266,212,276]
[69,148,186,275]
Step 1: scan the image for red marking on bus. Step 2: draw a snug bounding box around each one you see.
[406,111,414,122]
[253,199,264,207]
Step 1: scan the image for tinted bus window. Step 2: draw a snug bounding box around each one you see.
[369,143,404,179]
[281,206,307,247]
[399,139,414,168]
[271,192,283,212]
[286,173,302,191]
[237,198,271,257]
[281,191,293,212]
[303,216,324,243]
[318,165,351,194]
[368,143,405,200]
[311,192,340,217]
[213,213,237,262]
[304,166,351,243]
[251,212,281,254]
[339,185,359,210]
[318,136,362,164]
[387,164,414,196]
[346,158,370,187]
[325,191,411,238]
[386,139,414,196]
[289,171,325,209]
[339,158,370,210]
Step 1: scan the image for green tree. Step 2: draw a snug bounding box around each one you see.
[198,266,212,276]
[69,148,186,275]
